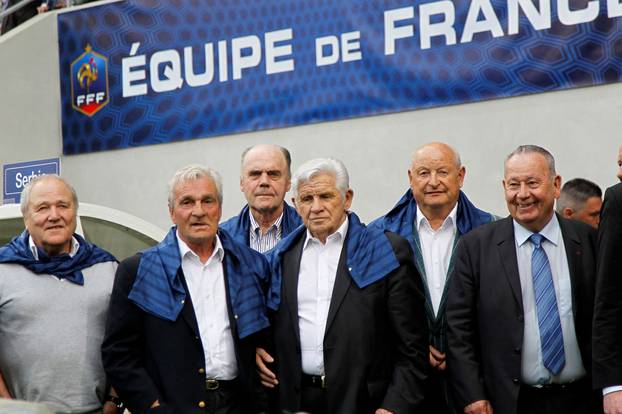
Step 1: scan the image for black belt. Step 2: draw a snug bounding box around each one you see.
[302,374,327,389]
[205,378,237,391]
[527,377,588,392]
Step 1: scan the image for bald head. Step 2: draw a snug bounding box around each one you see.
[408,142,465,224]
[241,144,291,177]
[411,142,462,170]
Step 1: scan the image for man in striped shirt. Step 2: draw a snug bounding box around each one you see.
[221,144,302,253]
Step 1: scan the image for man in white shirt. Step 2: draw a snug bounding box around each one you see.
[257,158,428,414]
[446,145,599,414]
[371,142,494,413]
[102,164,270,414]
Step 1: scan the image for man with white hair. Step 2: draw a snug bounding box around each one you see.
[0,175,119,413]
[102,164,270,414]
[256,158,428,413]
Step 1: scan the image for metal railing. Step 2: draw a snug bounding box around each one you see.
[0,0,38,21]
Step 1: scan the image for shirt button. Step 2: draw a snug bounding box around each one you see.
[512,378,519,384]
[234,314,239,320]
[198,401,206,408]
[199,368,205,374]
[181,299,185,304]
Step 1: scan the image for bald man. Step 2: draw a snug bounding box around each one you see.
[371,142,495,414]
[221,144,302,253]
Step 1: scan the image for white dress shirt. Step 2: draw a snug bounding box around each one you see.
[514,215,586,385]
[249,210,283,253]
[177,232,237,380]
[29,235,80,260]
[297,217,348,375]
[416,204,458,316]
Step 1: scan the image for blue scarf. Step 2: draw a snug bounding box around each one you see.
[369,189,494,248]
[128,227,269,339]
[266,212,399,310]
[219,203,303,247]
[0,230,117,285]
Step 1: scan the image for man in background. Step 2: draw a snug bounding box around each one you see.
[221,144,301,253]
[556,178,602,228]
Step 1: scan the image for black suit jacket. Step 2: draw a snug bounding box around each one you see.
[446,215,597,414]
[270,229,428,414]
[101,254,264,414]
[593,183,622,390]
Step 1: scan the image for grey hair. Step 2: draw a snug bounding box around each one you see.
[20,174,79,216]
[291,158,349,198]
[505,145,556,176]
[557,178,602,213]
[168,164,223,206]
[240,144,292,177]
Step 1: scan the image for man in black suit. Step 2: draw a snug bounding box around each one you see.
[256,158,428,414]
[593,182,622,414]
[446,145,598,414]
[102,164,270,414]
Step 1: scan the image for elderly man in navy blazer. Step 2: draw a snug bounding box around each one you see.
[102,164,270,414]
[256,158,428,414]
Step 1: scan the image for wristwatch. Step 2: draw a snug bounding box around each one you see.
[105,395,125,412]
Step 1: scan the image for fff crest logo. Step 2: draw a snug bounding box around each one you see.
[71,44,109,116]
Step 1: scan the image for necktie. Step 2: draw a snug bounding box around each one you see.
[530,233,565,375]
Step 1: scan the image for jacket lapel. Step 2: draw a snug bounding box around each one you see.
[282,234,306,344]
[496,217,524,314]
[178,269,201,337]
[325,241,351,335]
[222,259,239,339]
[558,215,582,319]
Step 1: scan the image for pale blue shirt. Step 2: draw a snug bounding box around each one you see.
[514,214,586,385]
[249,211,283,253]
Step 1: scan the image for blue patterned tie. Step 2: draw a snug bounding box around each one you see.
[530,233,565,375]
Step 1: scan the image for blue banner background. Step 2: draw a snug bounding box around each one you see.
[58,0,622,154]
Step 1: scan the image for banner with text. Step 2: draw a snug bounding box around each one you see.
[58,0,622,154]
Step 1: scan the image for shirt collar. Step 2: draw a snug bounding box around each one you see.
[304,216,349,249]
[513,213,560,247]
[29,235,80,260]
[416,202,458,232]
[176,231,224,263]
[249,208,284,234]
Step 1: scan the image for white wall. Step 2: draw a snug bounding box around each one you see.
[1,8,621,230]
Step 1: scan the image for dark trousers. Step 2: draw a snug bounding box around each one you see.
[300,386,328,414]
[517,378,600,414]
[421,369,455,414]
[206,381,243,414]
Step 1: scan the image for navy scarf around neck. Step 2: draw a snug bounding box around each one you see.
[370,189,494,244]
[128,227,269,339]
[220,202,303,247]
[0,230,117,285]
[266,212,400,310]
